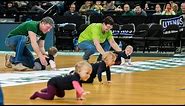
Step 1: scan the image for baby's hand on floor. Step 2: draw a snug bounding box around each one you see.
[77,91,90,100]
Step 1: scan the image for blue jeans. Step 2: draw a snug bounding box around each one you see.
[78,40,110,60]
[5,35,34,68]
[0,85,3,105]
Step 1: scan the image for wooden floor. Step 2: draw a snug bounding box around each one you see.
[1,54,185,105]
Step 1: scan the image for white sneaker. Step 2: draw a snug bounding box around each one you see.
[13,63,28,71]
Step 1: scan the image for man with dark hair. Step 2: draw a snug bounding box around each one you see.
[133,4,147,16]
[5,16,55,70]
[78,16,122,61]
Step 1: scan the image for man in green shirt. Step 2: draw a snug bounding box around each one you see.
[78,16,122,60]
[5,16,55,70]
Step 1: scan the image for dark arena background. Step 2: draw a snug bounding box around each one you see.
[0,0,185,105]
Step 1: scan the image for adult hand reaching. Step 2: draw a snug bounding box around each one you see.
[39,54,48,66]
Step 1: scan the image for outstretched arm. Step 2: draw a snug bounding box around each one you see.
[72,81,90,100]
[97,65,103,83]
[93,38,105,55]
[126,58,132,66]
[28,31,48,66]
[108,37,122,52]
[49,60,56,70]
[121,57,126,65]
[38,40,47,55]
[105,67,111,82]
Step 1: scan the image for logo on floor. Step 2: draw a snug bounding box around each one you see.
[0,57,185,87]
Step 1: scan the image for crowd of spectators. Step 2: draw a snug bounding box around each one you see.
[0,1,184,20]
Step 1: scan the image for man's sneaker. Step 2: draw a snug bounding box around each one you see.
[5,54,12,68]
[13,63,28,71]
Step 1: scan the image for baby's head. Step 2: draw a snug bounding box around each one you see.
[102,51,116,66]
[48,47,58,57]
[74,61,92,81]
[125,45,133,56]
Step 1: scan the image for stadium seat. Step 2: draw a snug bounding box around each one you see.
[145,23,163,53]
[132,23,149,52]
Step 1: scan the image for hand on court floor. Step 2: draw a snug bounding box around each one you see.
[99,81,104,84]
[121,63,132,66]
[126,63,132,66]
[77,91,90,100]
[51,68,56,71]
[104,81,112,84]
[100,81,111,84]
[107,81,112,83]
[120,63,126,66]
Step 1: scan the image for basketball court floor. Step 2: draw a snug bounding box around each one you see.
[1,52,185,105]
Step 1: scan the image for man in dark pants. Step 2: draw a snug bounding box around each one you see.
[5,17,55,70]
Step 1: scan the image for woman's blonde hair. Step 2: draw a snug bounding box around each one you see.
[74,61,92,73]
[102,51,116,62]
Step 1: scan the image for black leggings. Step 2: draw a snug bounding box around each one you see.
[36,85,65,100]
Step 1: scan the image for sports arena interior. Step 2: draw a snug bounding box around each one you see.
[0,0,185,105]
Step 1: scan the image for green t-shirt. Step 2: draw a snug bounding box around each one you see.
[78,23,113,44]
[122,11,135,16]
[176,10,183,16]
[8,21,46,41]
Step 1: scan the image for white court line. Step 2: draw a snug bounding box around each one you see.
[1,57,185,87]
